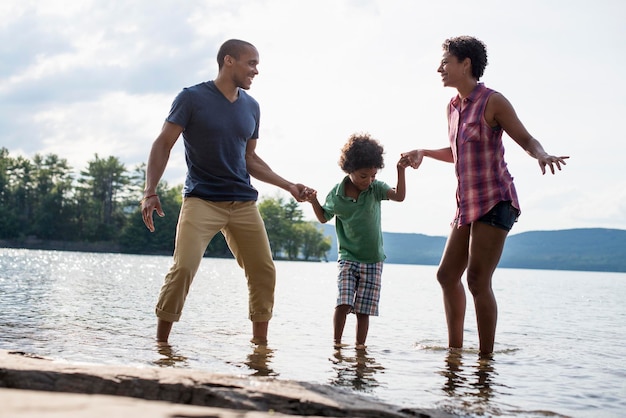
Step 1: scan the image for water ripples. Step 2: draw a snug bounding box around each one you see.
[1,248,626,417]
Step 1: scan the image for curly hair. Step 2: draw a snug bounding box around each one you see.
[338,133,385,173]
[442,36,488,80]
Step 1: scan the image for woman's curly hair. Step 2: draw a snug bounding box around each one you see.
[339,133,385,173]
[442,36,488,80]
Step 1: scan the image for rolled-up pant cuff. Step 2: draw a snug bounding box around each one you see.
[250,312,272,322]
[155,307,181,322]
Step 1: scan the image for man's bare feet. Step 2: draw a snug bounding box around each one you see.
[156,319,173,343]
[251,321,269,345]
[250,337,268,346]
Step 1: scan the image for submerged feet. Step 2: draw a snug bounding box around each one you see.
[250,336,268,346]
[334,341,367,351]
[251,321,269,346]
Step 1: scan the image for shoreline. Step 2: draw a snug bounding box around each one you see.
[0,350,456,418]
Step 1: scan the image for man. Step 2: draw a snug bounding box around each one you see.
[141,39,310,345]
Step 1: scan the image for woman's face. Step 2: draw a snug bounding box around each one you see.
[438,51,466,88]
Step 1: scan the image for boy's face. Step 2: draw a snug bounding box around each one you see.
[348,168,378,191]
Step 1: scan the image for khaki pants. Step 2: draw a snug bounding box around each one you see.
[155,197,275,323]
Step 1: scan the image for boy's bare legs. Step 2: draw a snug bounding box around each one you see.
[355,313,369,349]
[156,319,173,344]
[333,304,351,347]
[251,320,269,345]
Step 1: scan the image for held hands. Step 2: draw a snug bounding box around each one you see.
[302,187,318,203]
[290,183,318,203]
[141,195,164,232]
[537,154,569,175]
[289,183,317,202]
[400,150,424,169]
[397,154,411,169]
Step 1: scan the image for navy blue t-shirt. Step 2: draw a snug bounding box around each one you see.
[167,81,260,201]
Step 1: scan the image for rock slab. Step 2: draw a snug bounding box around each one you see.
[0,350,454,417]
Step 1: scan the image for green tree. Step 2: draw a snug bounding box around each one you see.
[119,183,182,254]
[205,232,232,258]
[77,154,130,241]
[298,222,332,261]
[119,182,232,258]
[0,148,20,238]
[258,195,290,258]
[0,148,330,261]
[281,198,305,259]
[258,195,331,261]
[30,153,76,239]
[7,156,35,238]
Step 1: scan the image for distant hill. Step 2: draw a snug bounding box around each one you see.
[320,226,626,273]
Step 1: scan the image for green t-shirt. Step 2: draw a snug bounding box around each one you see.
[322,177,391,263]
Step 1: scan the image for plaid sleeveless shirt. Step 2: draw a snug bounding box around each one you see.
[448,83,520,227]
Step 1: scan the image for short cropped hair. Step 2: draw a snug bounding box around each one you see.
[339,133,385,173]
[442,36,488,80]
[217,39,256,70]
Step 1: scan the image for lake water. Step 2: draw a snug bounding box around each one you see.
[1,248,625,417]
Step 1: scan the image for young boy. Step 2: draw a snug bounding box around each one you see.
[305,133,409,349]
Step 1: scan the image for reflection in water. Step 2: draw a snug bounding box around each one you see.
[473,357,496,401]
[438,349,498,415]
[245,344,278,377]
[153,342,189,368]
[328,347,384,392]
[440,349,467,395]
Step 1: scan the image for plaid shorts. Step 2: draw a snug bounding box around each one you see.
[336,259,383,316]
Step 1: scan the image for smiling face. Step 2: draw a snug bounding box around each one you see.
[437,51,469,88]
[348,167,378,192]
[230,45,259,90]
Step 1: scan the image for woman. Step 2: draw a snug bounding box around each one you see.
[402,36,568,356]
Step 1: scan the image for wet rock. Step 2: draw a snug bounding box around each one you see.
[0,350,454,417]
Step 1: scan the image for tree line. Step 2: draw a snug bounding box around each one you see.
[0,148,331,261]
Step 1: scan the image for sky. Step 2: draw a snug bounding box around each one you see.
[1,0,624,237]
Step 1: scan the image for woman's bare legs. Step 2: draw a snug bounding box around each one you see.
[437,222,508,355]
[466,222,508,355]
[437,225,470,349]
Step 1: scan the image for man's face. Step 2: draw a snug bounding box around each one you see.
[231,46,259,90]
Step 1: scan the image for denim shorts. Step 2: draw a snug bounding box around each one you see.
[476,201,520,231]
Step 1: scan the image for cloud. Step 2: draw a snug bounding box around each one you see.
[1,0,625,236]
